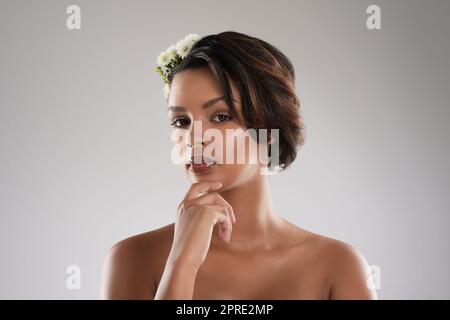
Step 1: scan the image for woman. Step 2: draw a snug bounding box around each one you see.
[100,31,378,300]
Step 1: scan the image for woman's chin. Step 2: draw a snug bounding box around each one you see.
[185,163,220,180]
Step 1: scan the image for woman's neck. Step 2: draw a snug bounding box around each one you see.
[212,171,285,252]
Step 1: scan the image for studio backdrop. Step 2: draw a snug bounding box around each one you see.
[0,0,449,299]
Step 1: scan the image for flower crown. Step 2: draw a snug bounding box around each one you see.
[156,33,201,100]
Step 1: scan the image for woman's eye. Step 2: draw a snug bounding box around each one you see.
[170,118,190,128]
[170,114,232,128]
[212,114,232,123]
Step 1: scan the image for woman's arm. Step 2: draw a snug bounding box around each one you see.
[154,258,198,299]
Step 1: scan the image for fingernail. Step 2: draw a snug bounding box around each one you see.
[213,181,222,189]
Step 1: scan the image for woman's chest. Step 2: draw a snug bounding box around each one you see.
[192,249,331,300]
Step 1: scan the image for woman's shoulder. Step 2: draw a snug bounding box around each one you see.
[112,223,175,252]
[100,223,175,299]
[283,220,377,299]
[319,235,377,299]
[106,223,176,269]
[283,219,370,265]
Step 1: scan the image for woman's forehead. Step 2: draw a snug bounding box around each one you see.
[169,68,241,111]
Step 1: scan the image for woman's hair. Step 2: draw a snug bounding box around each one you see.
[167,31,306,171]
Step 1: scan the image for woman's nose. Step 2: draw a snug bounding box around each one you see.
[186,120,210,148]
[186,139,208,148]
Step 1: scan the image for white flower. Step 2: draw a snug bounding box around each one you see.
[156,33,201,99]
[175,38,193,59]
[163,83,170,100]
[184,33,200,45]
[159,64,169,76]
[157,50,171,67]
[165,44,178,62]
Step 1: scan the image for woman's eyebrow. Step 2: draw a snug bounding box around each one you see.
[167,96,238,113]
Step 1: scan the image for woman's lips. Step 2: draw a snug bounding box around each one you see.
[190,162,215,173]
[187,156,217,174]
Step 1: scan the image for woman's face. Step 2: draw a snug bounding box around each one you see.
[167,67,266,190]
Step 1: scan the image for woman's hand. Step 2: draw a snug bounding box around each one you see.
[154,180,236,299]
[167,180,236,272]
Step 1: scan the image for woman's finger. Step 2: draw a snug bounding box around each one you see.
[181,181,222,203]
[205,204,232,242]
[195,192,236,224]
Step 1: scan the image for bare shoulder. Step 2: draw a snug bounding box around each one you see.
[100,223,174,299]
[110,223,174,257]
[283,220,378,299]
[321,236,378,299]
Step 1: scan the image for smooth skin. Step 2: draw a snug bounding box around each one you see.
[100,67,378,300]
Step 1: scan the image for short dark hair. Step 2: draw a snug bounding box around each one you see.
[168,31,306,171]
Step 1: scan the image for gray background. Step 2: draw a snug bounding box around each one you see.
[1,0,449,299]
